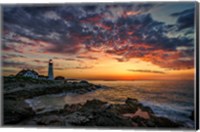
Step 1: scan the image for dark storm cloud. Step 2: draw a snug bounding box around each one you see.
[2,4,155,47]
[116,13,193,50]
[3,6,69,44]
[105,3,156,13]
[2,3,195,70]
[83,5,98,11]
[171,8,195,31]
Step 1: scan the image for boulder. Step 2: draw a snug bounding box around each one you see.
[125,98,140,113]
[35,115,65,126]
[4,99,35,124]
[95,85,102,89]
[64,104,82,114]
[125,98,154,115]
[64,110,132,127]
[148,116,181,127]
[81,99,107,111]
[90,111,132,127]
[140,106,154,115]
[65,112,93,125]
[131,116,148,127]
[80,80,89,84]
[109,104,137,115]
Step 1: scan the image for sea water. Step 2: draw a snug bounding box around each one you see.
[26,80,195,127]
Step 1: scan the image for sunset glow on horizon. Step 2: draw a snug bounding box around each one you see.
[2,2,196,80]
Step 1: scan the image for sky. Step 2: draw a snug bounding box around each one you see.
[2,2,196,80]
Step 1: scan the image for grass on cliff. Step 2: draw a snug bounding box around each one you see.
[3,76,56,85]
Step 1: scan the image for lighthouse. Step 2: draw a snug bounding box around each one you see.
[48,59,54,80]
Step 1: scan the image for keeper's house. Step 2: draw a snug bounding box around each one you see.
[16,69,39,79]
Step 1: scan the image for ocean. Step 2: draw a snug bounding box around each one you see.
[26,80,195,127]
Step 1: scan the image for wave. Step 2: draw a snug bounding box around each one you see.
[141,101,194,127]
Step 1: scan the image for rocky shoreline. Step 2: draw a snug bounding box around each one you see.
[5,98,184,128]
[3,77,187,128]
[4,77,105,100]
[3,76,107,124]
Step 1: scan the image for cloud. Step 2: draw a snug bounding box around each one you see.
[63,58,77,61]
[74,66,93,69]
[2,4,156,48]
[3,61,26,67]
[115,57,129,62]
[55,66,93,70]
[2,53,25,60]
[2,4,195,71]
[171,8,195,31]
[3,60,46,72]
[33,59,48,63]
[127,69,165,74]
[76,55,98,60]
[53,57,78,61]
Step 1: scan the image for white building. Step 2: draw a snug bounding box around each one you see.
[16,69,39,79]
[16,59,55,80]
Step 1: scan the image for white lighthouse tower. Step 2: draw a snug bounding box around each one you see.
[48,59,54,80]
